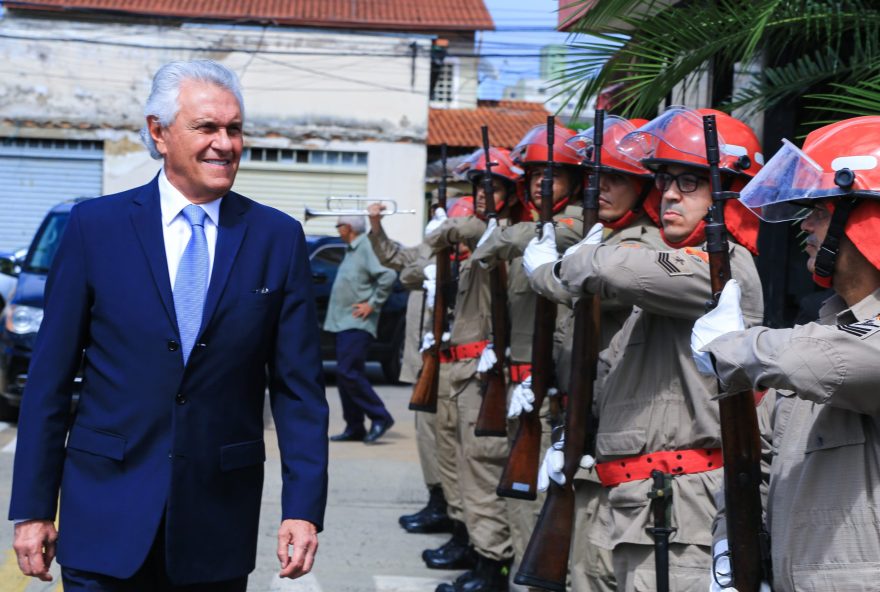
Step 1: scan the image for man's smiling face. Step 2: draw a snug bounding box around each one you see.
[149,79,243,203]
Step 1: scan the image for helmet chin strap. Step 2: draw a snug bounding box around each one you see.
[813,195,858,288]
[813,168,858,288]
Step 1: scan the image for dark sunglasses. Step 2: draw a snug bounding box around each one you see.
[654,171,707,194]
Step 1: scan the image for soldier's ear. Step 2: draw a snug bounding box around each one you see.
[147,116,168,156]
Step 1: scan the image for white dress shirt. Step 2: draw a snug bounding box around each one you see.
[158,169,222,289]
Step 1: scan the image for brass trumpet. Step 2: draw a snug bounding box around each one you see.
[304,197,416,222]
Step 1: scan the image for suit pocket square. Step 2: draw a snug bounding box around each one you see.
[220,439,266,471]
[67,424,127,461]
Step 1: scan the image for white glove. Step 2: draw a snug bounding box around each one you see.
[476,343,498,373]
[507,376,535,418]
[691,280,745,376]
[441,331,451,344]
[422,264,437,309]
[420,332,435,353]
[563,222,604,259]
[537,439,566,491]
[425,207,447,235]
[477,217,498,249]
[523,222,559,277]
[708,539,772,592]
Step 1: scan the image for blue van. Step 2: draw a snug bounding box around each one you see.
[0,205,406,419]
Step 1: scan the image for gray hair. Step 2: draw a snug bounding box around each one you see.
[139,60,245,159]
[337,215,366,234]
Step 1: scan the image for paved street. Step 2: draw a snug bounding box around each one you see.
[0,365,453,591]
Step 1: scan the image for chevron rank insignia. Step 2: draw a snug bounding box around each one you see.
[656,251,692,276]
[836,317,880,340]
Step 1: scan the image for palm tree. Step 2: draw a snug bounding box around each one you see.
[557,0,880,134]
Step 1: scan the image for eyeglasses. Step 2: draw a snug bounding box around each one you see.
[804,205,831,223]
[654,171,707,194]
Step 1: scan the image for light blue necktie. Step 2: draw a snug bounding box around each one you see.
[173,204,209,365]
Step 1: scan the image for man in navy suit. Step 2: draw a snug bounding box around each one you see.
[9,60,329,590]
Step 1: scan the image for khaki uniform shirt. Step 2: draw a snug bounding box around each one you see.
[367,227,433,383]
[426,216,491,390]
[707,288,880,591]
[472,204,584,364]
[558,240,764,549]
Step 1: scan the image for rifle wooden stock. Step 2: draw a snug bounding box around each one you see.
[498,116,558,499]
[475,126,511,437]
[703,115,766,592]
[409,144,451,413]
[517,111,605,589]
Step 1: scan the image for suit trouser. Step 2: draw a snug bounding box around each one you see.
[452,372,513,562]
[611,542,710,592]
[61,519,248,592]
[334,329,393,428]
[415,409,441,486]
[436,363,464,522]
[570,478,617,592]
[506,392,552,592]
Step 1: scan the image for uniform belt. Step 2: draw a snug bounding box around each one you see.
[509,363,531,383]
[439,339,489,364]
[596,448,722,488]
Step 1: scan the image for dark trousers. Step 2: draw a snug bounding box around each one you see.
[335,328,393,429]
[61,519,248,592]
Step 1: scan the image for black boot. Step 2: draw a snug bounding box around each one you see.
[423,520,477,570]
[399,485,453,533]
[434,553,511,592]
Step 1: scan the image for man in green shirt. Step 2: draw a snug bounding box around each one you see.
[324,215,397,443]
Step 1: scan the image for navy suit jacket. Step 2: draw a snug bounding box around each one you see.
[9,177,329,584]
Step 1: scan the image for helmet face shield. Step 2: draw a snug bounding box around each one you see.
[511,124,580,167]
[567,116,651,177]
[618,107,727,166]
[453,147,523,183]
[739,139,826,222]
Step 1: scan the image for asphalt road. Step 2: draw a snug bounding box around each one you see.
[0,365,454,592]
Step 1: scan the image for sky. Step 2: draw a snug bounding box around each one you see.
[477,0,573,100]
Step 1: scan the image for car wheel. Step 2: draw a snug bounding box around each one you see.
[381,319,405,385]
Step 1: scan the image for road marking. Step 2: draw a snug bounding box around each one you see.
[267,572,323,591]
[373,575,448,591]
[0,549,31,592]
[2,436,16,454]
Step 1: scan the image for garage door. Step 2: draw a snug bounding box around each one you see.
[232,147,368,237]
[0,138,103,252]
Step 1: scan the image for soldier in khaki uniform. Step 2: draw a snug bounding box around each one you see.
[694,116,880,592]
[366,204,455,535]
[469,124,584,591]
[523,116,666,592]
[550,108,765,591]
[426,151,522,592]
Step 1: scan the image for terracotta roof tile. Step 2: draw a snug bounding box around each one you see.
[428,100,551,150]
[5,0,494,31]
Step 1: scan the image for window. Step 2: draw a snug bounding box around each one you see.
[431,63,455,103]
[311,245,345,265]
[242,148,368,170]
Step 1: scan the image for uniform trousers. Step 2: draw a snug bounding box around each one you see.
[436,363,465,522]
[452,370,513,562]
[334,329,393,429]
[415,409,441,487]
[571,478,617,592]
[611,542,710,592]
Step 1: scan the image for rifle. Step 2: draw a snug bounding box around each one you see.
[497,115,560,500]
[514,111,604,590]
[409,144,451,413]
[475,126,511,437]
[702,115,768,591]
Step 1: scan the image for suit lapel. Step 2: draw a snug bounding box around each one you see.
[130,177,178,331]
[199,193,248,335]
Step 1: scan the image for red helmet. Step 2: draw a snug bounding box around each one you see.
[567,116,661,230]
[739,116,880,283]
[618,107,764,179]
[510,124,581,167]
[447,195,475,218]
[454,147,523,184]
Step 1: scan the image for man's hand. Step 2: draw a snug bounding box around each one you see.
[425,207,447,236]
[691,279,744,376]
[351,302,374,319]
[523,222,559,277]
[13,519,58,582]
[367,202,386,233]
[277,519,318,579]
